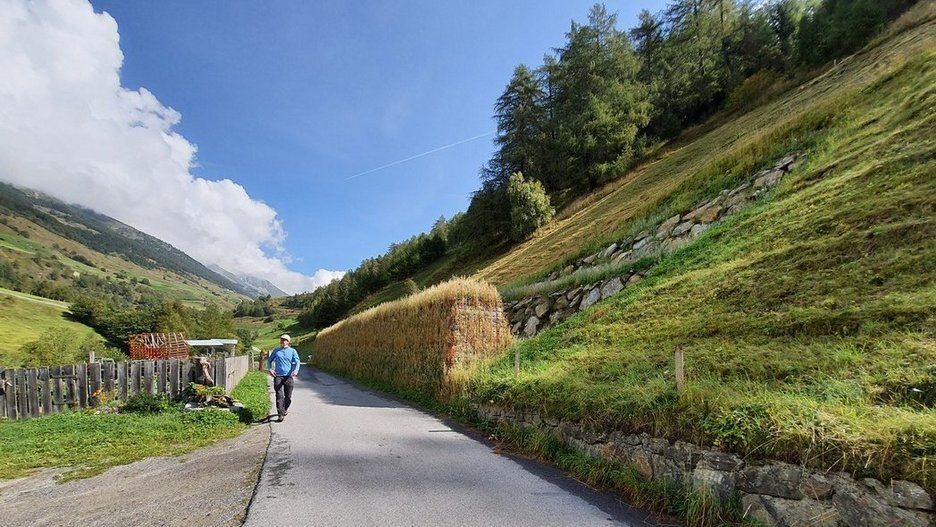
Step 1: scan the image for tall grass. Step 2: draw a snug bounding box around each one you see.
[312,278,513,397]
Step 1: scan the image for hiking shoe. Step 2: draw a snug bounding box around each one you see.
[277,415,284,422]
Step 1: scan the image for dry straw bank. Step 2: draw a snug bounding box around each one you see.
[311,278,513,397]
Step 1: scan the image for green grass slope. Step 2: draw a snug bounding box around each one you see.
[470,8,936,491]
[0,287,105,365]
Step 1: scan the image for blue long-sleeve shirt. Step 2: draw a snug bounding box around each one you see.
[267,346,300,376]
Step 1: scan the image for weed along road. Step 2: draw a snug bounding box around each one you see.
[245,368,663,527]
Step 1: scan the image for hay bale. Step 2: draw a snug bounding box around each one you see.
[312,278,513,397]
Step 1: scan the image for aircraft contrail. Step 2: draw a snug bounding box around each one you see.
[345,130,495,180]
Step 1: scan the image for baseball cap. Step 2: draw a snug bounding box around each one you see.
[280,334,291,342]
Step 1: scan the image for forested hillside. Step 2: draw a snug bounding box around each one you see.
[287,0,920,330]
[0,183,250,366]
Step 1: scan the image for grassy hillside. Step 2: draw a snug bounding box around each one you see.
[0,287,105,364]
[319,4,936,494]
[470,5,936,490]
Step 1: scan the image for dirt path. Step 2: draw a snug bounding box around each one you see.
[0,424,270,527]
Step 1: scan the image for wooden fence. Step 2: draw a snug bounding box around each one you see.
[0,355,251,421]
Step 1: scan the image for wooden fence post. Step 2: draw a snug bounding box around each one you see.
[39,367,52,416]
[675,345,685,394]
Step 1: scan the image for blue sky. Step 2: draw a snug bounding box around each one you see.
[88,1,667,276]
[0,1,665,292]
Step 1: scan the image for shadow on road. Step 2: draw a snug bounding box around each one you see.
[295,368,407,410]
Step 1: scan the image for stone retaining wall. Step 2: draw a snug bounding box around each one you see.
[474,404,935,527]
[505,153,805,337]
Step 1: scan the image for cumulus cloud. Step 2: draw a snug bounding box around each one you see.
[0,0,342,295]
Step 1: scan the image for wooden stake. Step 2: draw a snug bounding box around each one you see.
[675,345,685,393]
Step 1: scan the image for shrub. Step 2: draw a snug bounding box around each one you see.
[507,172,554,241]
[122,392,172,414]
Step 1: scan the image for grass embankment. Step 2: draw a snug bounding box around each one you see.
[0,287,104,364]
[471,32,936,494]
[0,370,270,481]
[313,278,512,395]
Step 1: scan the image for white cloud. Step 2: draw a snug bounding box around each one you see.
[0,0,342,295]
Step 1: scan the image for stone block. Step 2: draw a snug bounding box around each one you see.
[743,494,845,527]
[547,271,560,281]
[511,321,523,335]
[651,454,685,482]
[523,316,540,337]
[672,221,694,237]
[612,250,632,264]
[698,451,744,472]
[775,154,798,171]
[641,435,669,454]
[534,299,551,318]
[754,168,784,189]
[831,476,929,527]
[562,265,575,276]
[579,287,602,310]
[583,254,598,265]
[693,468,736,500]
[800,474,836,500]
[697,205,722,223]
[600,243,619,259]
[632,236,649,251]
[737,463,804,499]
[600,277,625,299]
[666,441,704,471]
[553,294,570,311]
[566,286,583,301]
[892,480,934,511]
[633,449,654,480]
[657,215,681,238]
[689,223,711,238]
[741,493,779,526]
[626,274,643,286]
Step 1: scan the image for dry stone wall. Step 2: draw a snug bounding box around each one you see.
[474,404,935,527]
[505,154,805,337]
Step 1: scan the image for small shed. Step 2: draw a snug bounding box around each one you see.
[129,332,191,360]
[186,338,238,357]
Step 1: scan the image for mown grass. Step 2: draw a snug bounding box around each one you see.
[470,37,936,492]
[475,4,935,288]
[0,369,270,481]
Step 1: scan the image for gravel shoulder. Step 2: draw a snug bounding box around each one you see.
[0,424,270,527]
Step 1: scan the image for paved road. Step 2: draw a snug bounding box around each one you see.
[244,368,663,527]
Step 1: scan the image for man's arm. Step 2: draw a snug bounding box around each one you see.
[267,349,276,376]
[291,349,300,377]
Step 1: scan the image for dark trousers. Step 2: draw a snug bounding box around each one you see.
[273,376,294,417]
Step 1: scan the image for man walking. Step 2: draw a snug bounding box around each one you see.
[267,334,300,422]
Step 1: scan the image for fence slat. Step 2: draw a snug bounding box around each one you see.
[143,361,154,394]
[103,361,115,398]
[76,363,88,409]
[39,368,52,416]
[50,365,63,412]
[130,361,140,396]
[14,369,27,419]
[1,369,10,419]
[181,360,193,390]
[117,362,128,401]
[89,363,102,407]
[157,360,168,395]
[26,369,39,418]
[169,360,180,399]
[65,365,78,410]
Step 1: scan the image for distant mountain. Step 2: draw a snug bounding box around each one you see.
[0,181,256,298]
[208,264,287,298]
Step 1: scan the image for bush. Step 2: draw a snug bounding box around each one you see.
[122,392,172,414]
[507,172,554,241]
